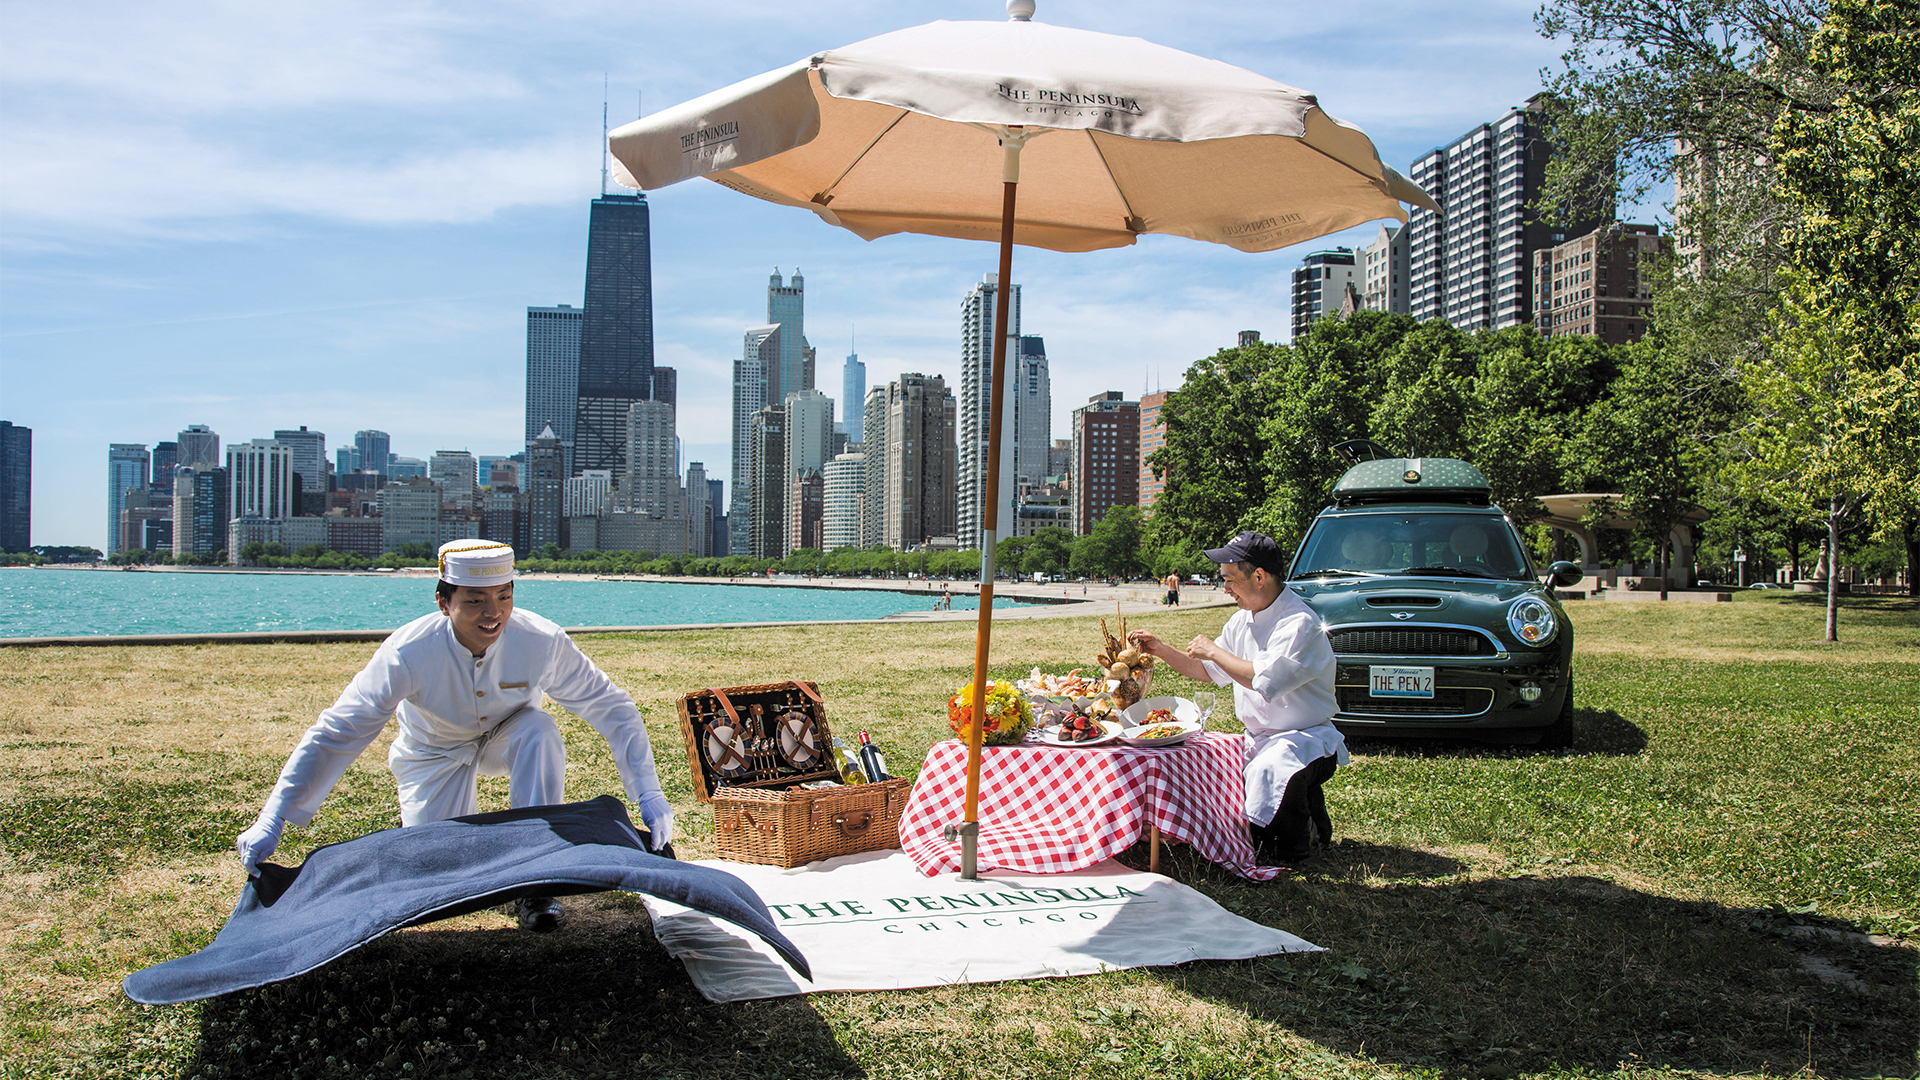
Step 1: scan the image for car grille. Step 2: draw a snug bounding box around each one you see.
[1337,686,1495,717]
[1328,628,1496,657]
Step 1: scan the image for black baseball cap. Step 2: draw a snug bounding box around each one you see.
[1204,531,1286,575]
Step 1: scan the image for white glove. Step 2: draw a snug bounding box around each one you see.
[637,794,674,851]
[236,813,286,875]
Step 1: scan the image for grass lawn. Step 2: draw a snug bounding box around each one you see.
[1,592,1914,1079]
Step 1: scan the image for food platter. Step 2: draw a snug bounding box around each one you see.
[1116,718,1202,748]
[1028,719,1124,748]
[1119,695,1213,729]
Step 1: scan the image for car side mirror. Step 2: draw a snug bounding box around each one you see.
[1548,561,1583,588]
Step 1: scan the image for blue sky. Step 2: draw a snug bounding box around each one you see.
[2,0,1588,548]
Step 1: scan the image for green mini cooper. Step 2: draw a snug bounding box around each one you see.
[1287,456,1583,746]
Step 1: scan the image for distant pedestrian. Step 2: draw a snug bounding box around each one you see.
[1164,572,1181,607]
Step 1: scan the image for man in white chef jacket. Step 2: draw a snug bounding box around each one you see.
[234,539,675,930]
[1129,531,1345,868]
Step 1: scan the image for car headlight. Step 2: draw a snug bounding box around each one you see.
[1507,596,1558,647]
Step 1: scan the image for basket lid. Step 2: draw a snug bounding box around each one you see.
[676,681,837,802]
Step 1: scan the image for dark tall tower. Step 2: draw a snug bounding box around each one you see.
[0,421,30,553]
[575,194,659,475]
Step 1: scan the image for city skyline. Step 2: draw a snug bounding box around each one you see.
[3,0,1623,548]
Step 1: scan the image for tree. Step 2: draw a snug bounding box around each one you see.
[1146,337,1287,552]
[1571,343,1711,577]
[1020,527,1074,576]
[1750,0,1920,637]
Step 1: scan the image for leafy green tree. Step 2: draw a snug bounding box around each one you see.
[1253,312,1418,547]
[1071,505,1146,579]
[1750,0,1920,635]
[1019,527,1074,577]
[1570,344,1711,577]
[1146,337,1288,552]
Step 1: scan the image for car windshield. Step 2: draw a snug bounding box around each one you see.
[1291,513,1535,581]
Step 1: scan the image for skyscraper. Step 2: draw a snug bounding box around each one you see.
[1406,95,1602,331]
[526,303,582,473]
[731,324,779,556]
[822,450,865,552]
[576,194,658,475]
[429,450,478,512]
[1013,335,1051,493]
[884,373,957,551]
[1290,248,1359,338]
[1070,392,1140,535]
[622,400,679,517]
[766,270,810,406]
[748,406,786,559]
[783,389,833,554]
[1360,224,1410,314]
[272,427,328,494]
[527,425,564,553]
[149,441,178,495]
[228,440,294,521]
[107,443,148,556]
[958,273,1021,550]
[355,430,391,477]
[173,464,229,559]
[685,462,712,558]
[1138,390,1170,514]
[707,477,728,557]
[861,386,887,549]
[0,421,31,553]
[177,424,220,471]
[838,347,865,437]
[1533,222,1664,342]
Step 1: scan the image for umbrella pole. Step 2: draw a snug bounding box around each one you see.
[960,129,1027,880]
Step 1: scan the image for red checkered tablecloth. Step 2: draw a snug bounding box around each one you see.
[898,732,1282,881]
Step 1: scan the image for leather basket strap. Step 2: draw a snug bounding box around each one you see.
[705,687,742,727]
[790,680,823,705]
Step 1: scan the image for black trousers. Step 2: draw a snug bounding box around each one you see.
[1249,754,1338,865]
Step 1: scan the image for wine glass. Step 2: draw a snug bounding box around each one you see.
[1192,691,1217,730]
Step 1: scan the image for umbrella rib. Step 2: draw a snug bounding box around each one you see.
[809,108,911,205]
[1085,131,1144,234]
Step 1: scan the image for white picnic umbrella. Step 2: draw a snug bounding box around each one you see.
[609,0,1435,879]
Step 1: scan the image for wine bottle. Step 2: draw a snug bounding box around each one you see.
[856,730,891,781]
[831,737,867,784]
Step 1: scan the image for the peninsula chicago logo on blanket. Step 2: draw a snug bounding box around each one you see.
[764,883,1155,936]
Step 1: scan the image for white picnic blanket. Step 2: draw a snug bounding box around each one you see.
[644,850,1320,1001]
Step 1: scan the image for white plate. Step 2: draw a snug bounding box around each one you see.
[1120,695,1214,728]
[1117,718,1202,748]
[1028,719,1124,748]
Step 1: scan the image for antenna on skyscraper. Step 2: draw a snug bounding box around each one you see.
[601,76,610,196]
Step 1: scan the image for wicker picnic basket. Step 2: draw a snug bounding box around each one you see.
[675,680,909,868]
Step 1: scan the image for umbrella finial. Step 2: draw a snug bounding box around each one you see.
[1007,0,1035,20]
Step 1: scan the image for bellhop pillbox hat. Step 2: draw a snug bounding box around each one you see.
[438,540,515,587]
[1205,531,1286,575]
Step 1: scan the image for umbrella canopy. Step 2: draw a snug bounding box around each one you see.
[608,17,1434,252]
[607,3,1433,879]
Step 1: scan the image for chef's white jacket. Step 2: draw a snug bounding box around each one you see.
[1200,587,1348,826]
[257,607,670,835]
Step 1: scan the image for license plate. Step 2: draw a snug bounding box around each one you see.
[1369,666,1434,698]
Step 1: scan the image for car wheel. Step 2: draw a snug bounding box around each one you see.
[1535,681,1574,750]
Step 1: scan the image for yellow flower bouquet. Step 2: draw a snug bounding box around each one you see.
[946,680,1035,746]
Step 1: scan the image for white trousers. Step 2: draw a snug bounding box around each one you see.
[387,707,567,827]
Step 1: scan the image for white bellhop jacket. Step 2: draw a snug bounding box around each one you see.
[258,608,670,833]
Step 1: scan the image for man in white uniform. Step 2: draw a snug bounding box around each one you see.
[234,539,675,930]
[1129,531,1346,868]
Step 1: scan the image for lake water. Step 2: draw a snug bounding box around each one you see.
[0,570,1034,639]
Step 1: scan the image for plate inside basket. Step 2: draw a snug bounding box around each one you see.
[1029,719,1123,748]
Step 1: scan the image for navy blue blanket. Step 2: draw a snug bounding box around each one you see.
[123,796,808,1004]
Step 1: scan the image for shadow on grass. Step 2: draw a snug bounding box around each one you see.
[1342,707,1648,759]
[1155,854,1919,1080]
[178,896,863,1080]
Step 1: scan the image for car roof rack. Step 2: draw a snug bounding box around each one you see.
[1332,457,1493,507]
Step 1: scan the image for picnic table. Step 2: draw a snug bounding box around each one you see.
[898,732,1283,882]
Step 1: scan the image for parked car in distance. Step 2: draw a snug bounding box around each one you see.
[1749,582,1784,589]
[1288,456,1579,747]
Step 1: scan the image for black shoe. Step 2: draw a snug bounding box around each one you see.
[516,896,563,932]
